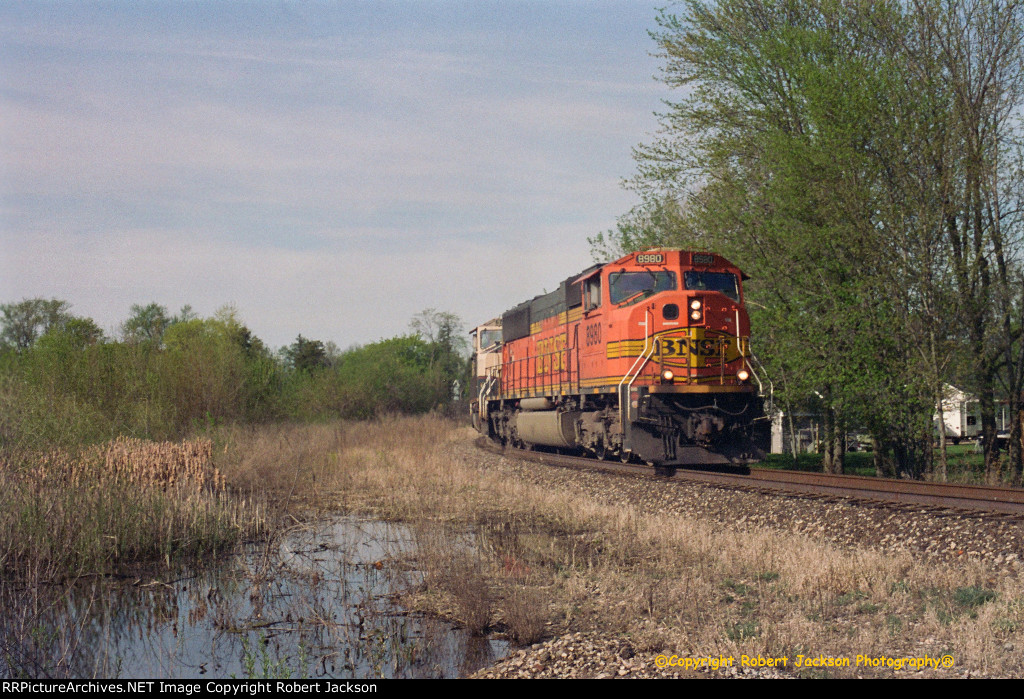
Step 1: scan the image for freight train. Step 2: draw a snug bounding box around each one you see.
[470,249,770,467]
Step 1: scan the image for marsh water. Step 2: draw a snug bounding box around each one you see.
[4,517,507,679]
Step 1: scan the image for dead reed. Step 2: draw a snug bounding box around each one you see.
[0,436,264,582]
[23,436,225,491]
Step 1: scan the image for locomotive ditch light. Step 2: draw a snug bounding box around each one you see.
[661,369,675,384]
[737,369,750,382]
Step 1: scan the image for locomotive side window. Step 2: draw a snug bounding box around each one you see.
[683,271,739,302]
[584,277,602,310]
[479,329,502,350]
[609,271,677,305]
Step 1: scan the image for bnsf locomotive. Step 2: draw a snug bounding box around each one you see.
[470,249,770,466]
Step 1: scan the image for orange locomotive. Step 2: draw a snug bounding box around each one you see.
[470,249,770,466]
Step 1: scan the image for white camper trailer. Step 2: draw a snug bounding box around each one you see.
[935,384,1011,443]
[936,385,980,443]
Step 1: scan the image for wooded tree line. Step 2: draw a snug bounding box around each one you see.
[593,0,1024,481]
[0,299,468,450]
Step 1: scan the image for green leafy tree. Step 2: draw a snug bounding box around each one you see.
[614,0,1024,477]
[0,298,73,350]
[162,314,252,427]
[286,335,328,373]
[621,0,905,472]
[332,336,448,418]
[212,304,268,359]
[122,302,173,345]
[36,316,105,352]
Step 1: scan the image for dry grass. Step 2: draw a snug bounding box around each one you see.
[214,422,349,498]
[402,522,493,636]
[5,414,1017,676]
[213,414,1024,677]
[502,586,548,645]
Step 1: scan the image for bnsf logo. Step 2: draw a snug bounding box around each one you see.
[660,336,739,360]
[536,335,568,375]
[636,253,664,264]
[607,332,744,365]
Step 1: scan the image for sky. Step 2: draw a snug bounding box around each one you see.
[0,1,667,350]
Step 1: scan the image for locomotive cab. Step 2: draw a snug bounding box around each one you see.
[587,251,753,389]
[590,251,765,465]
[469,319,502,431]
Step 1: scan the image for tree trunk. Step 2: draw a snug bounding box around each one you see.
[822,401,845,474]
[787,409,799,464]
[935,389,948,482]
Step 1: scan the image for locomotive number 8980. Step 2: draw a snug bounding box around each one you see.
[470,249,770,467]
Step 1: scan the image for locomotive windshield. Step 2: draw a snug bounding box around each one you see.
[609,271,677,305]
[683,271,740,302]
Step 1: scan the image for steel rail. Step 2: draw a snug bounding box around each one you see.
[482,440,1024,517]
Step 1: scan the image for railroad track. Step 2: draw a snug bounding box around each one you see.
[479,438,1024,519]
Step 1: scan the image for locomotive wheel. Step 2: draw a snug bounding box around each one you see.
[595,440,609,461]
[620,449,632,464]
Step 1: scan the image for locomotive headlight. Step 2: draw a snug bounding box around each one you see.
[737,369,750,381]
[689,298,703,323]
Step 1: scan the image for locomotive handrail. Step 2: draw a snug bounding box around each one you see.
[622,335,661,445]
[478,372,497,419]
[617,307,656,445]
[505,344,579,399]
[746,352,774,415]
[618,308,652,395]
[573,324,580,395]
[720,330,726,384]
[744,357,763,394]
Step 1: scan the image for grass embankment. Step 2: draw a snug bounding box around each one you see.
[214,415,1024,677]
[762,451,877,476]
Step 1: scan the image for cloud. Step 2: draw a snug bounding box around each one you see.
[0,2,664,348]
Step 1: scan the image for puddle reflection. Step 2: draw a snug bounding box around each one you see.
[2,517,507,679]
